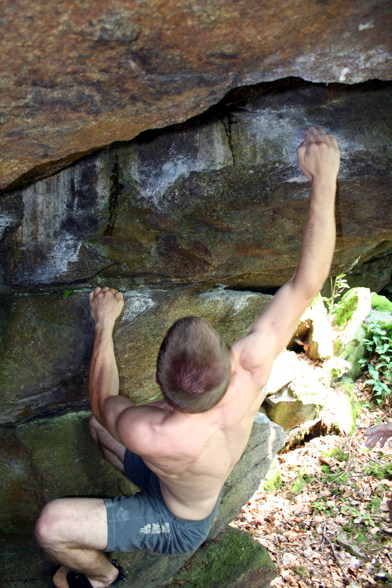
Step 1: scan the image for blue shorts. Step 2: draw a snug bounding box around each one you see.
[104,450,221,555]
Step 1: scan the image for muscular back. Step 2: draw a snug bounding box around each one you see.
[136,350,272,520]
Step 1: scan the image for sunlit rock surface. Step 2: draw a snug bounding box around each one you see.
[1,0,391,189]
[263,357,356,433]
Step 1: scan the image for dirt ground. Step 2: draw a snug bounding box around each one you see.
[231,381,392,588]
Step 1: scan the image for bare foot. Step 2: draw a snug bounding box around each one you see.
[52,565,70,588]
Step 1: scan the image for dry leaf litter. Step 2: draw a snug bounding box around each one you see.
[231,380,392,587]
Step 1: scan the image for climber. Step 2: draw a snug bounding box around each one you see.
[35,126,340,588]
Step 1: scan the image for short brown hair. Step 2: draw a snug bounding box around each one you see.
[156,316,231,413]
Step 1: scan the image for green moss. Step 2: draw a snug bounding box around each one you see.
[339,383,361,429]
[171,527,276,588]
[291,473,311,494]
[371,293,392,313]
[263,459,282,492]
[333,291,359,327]
[321,447,349,461]
[364,462,392,481]
[295,566,310,579]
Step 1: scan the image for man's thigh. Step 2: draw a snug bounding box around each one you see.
[44,497,109,550]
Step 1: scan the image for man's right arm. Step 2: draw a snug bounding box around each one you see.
[231,127,340,386]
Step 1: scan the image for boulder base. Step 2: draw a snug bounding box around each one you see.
[0,411,285,586]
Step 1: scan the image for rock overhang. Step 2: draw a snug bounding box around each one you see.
[1,0,391,190]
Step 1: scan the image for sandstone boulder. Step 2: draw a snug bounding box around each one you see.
[289,295,334,360]
[1,0,391,189]
[264,351,300,396]
[171,526,277,588]
[263,355,355,433]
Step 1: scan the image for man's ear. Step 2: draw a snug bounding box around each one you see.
[153,372,158,383]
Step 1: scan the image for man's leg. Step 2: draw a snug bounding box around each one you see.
[35,497,118,588]
[88,415,126,472]
[36,418,127,588]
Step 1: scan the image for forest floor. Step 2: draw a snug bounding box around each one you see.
[231,379,392,588]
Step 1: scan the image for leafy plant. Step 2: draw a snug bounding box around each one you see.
[311,497,335,516]
[363,462,392,481]
[323,273,350,322]
[358,321,392,406]
[340,503,376,527]
[291,473,311,494]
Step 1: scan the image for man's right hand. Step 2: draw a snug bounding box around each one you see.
[89,286,124,328]
[296,126,340,187]
[365,423,392,448]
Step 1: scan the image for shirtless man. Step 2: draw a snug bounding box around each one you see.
[35,127,340,588]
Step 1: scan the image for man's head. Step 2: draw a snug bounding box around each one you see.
[156,316,231,414]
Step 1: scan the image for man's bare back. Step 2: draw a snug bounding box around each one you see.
[138,352,269,520]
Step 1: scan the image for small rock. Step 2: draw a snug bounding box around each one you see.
[281,552,296,567]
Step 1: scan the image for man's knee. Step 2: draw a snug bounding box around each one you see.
[35,499,68,550]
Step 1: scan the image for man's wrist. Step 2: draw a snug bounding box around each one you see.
[94,319,116,334]
[311,175,338,193]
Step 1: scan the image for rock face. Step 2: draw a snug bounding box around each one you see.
[1,81,392,296]
[1,0,392,189]
[172,526,278,588]
[1,4,392,584]
[0,80,391,428]
[0,288,271,425]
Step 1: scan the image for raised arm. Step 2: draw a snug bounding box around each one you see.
[232,127,340,382]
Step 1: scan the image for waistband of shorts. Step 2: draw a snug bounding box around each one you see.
[154,477,223,527]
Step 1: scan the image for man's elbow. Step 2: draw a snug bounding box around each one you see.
[292,270,330,301]
[91,406,106,428]
[90,395,108,429]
